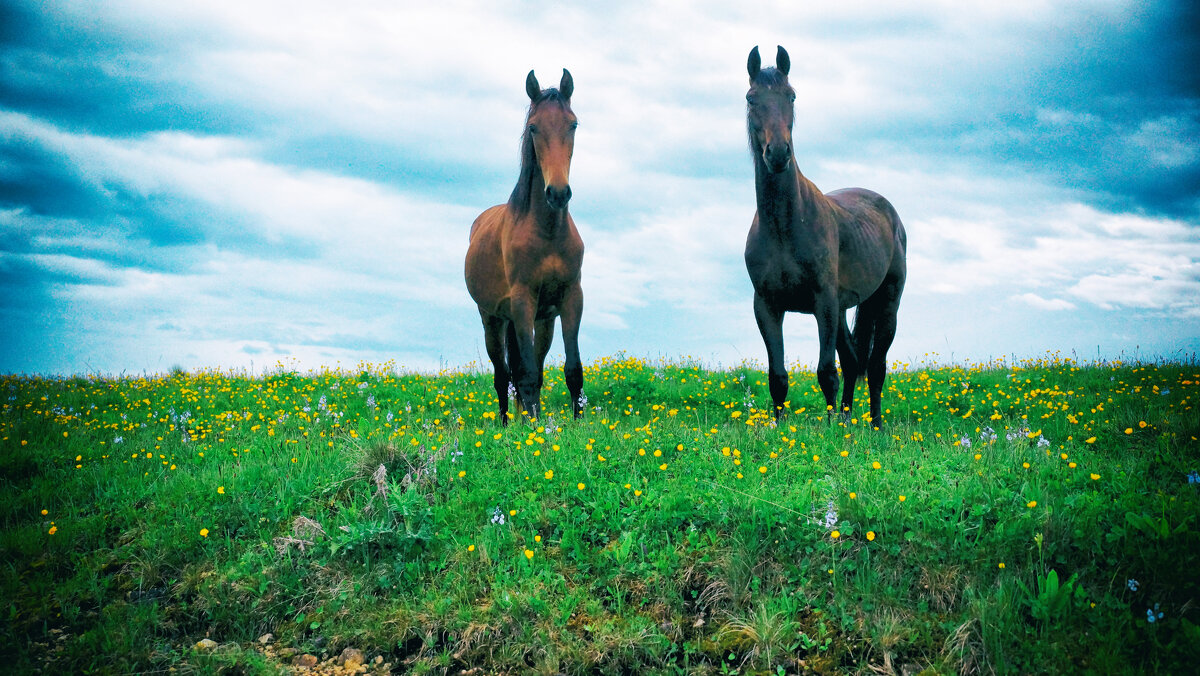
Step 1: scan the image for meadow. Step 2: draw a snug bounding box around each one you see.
[2,353,1198,675]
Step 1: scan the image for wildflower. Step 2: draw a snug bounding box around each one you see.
[1187,471,1200,484]
[848,492,857,500]
[866,531,876,541]
[1090,473,1101,481]
[899,495,906,502]
[458,470,466,478]
[218,486,225,494]
[831,530,840,539]
[41,509,48,516]
[577,483,586,490]
[759,466,767,474]
[491,507,506,525]
[48,525,57,535]
[1027,500,1037,508]
[998,562,1005,569]
[960,436,972,448]
[822,501,838,529]
[872,461,881,470]
[1147,604,1164,623]
[1085,436,1096,444]
[1127,579,1139,592]
[468,544,475,552]
[544,469,554,480]
[1037,436,1050,448]
[524,549,534,560]
[200,528,209,537]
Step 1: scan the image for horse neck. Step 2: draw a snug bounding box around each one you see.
[754,156,829,235]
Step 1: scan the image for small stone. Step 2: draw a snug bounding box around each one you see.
[338,647,364,668]
[373,655,384,665]
[293,653,319,669]
[195,639,218,651]
[258,633,275,645]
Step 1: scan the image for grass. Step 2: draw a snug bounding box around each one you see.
[2,353,1198,674]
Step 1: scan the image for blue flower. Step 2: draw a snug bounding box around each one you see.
[1147,604,1164,623]
[1127,579,1139,592]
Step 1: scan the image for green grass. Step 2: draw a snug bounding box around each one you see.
[2,353,1198,674]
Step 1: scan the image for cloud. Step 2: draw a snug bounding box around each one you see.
[1,0,1198,375]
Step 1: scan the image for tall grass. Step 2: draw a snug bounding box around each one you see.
[2,354,1197,674]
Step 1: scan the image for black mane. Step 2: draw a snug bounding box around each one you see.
[507,89,571,216]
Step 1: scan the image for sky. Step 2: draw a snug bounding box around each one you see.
[2,0,1198,377]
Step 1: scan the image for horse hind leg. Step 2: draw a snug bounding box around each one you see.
[835,313,862,418]
[858,287,900,428]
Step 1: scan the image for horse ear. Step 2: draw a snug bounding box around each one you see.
[776,46,790,76]
[747,46,761,80]
[526,70,541,101]
[559,68,573,100]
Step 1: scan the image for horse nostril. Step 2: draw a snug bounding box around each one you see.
[545,185,572,208]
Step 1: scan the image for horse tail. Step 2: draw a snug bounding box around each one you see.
[851,305,876,366]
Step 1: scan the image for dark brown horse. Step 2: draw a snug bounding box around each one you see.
[743,46,907,425]
[465,69,584,423]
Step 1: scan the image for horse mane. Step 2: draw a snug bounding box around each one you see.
[508,89,571,216]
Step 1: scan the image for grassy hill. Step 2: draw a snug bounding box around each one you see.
[2,354,1198,674]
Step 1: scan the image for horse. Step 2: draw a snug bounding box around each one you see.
[743,45,907,426]
[465,69,585,424]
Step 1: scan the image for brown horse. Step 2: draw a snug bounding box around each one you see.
[743,46,907,425]
[465,69,584,423]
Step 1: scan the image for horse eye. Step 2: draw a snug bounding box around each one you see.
[528,124,539,135]
[569,122,578,132]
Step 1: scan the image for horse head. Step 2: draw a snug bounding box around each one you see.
[525,69,577,210]
[746,45,795,174]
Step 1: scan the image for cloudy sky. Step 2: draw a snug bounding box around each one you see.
[2,0,1198,376]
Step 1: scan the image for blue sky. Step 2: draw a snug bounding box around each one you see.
[2,0,1198,376]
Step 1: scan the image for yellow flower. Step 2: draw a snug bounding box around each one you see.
[577,483,586,490]
[721,447,731,456]
[597,454,606,462]
[1027,500,1037,508]
[458,470,466,478]
[218,486,225,494]
[509,509,517,516]
[866,531,876,541]
[812,454,820,462]
[840,450,848,457]
[1090,473,1101,480]
[200,528,209,537]
[898,495,906,502]
[534,535,542,542]
[731,411,742,418]
[544,469,554,480]
[974,453,982,461]
[1124,428,1133,435]
[872,461,881,470]
[41,509,48,516]
[468,544,475,552]
[849,492,857,500]
[831,530,840,539]
[1023,462,1030,469]
[524,549,534,560]
[998,562,1005,569]
[634,490,642,496]
[48,526,57,535]
[758,466,767,474]
[1085,437,1096,444]
[659,463,668,470]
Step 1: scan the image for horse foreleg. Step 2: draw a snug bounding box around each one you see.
[560,285,584,419]
[753,292,788,418]
[814,295,841,420]
[509,290,541,421]
[835,312,860,418]
[482,315,511,425]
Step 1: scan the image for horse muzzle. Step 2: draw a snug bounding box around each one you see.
[764,142,791,173]
[545,184,572,210]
